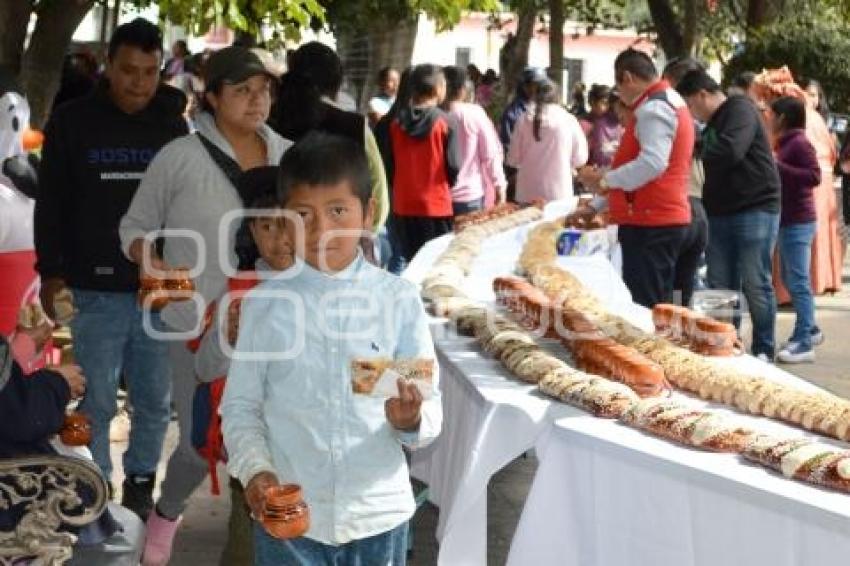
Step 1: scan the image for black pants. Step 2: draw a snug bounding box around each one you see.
[619,224,690,308]
[394,215,453,261]
[674,197,709,307]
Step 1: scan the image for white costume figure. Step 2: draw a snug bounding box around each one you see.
[0,72,43,336]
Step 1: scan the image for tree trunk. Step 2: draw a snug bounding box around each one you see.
[548,0,565,88]
[646,0,685,58]
[0,1,35,74]
[500,3,537,103]
[682,0,700,56]
[20,0,96,128]
[364,18,417,109]
[337,17,418,112]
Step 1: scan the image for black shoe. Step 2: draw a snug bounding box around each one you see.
[121,473,156,521]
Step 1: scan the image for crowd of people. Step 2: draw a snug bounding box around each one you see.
[1,14,847,566]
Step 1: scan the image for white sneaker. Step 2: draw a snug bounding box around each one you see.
[811,328,825,346]
[755,353,773,364]
[777,343,815,364]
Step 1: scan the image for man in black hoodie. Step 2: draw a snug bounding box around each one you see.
[676,69,781,361]
[34,18,189,520]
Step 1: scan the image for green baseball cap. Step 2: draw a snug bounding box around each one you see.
[204,46,276,89]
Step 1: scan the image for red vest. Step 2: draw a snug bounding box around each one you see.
[390,118,454,218]
[608,80,694,227]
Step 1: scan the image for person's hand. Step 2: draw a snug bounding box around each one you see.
[577,165,604,191]
[140,254,170,280]
[16,321,53,352]
[385,379,423,431]
[245,471,280,520]
[564,204,596,226]
[39,278,66,322]
[54,364,85,399]
[841,158,850,175]
[226,300,241,346]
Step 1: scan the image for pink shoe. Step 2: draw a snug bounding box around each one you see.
[142,508,182,566]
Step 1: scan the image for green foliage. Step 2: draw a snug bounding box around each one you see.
[323,0,499,32]
[128,0,326,40]
[723,15,850,112]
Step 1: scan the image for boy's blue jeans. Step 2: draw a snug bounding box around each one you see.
[72,289,171,479]
[706,210,779,358]
[253,521,408,566]
[778,221,817,348]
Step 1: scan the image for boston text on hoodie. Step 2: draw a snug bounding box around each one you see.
[34,81,189,292]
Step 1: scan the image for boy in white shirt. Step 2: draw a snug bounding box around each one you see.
[220,132,441,565]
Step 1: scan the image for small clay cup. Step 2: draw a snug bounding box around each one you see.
[60,412,91,446]
[262,484,310,540]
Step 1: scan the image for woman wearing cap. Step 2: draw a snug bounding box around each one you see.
[119,46,292,565]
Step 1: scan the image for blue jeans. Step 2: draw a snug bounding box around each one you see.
[385,215,407,275]
[778,222,817,348]
[706,211,779,357]
[72,290,171,479]
[452,196,484,216]
[253,521,408,566]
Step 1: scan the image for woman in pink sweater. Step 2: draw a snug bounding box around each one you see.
[507,78,588,203]
[442,66,507,213]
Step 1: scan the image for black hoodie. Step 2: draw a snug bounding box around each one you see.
[35,82,188,292]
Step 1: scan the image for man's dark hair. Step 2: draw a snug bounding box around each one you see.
[662,56,705,87]
[410,64,444,99]
[614,48,657,82]
[443,66,467,103]
[732,71,757,90]
[378,67,397,84]
[676,69,722,97]
[108,18,163,60]
[277,132,371,211]
[771,96,807,130]
[587,84,611,105]
[289,41,342,98]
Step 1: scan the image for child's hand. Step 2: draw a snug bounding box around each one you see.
[245,471,279,519]
[385,379,423,432]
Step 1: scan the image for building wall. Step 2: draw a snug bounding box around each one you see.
[411,12,655,94]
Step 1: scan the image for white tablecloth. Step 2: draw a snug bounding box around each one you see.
[407,212,631,565]
[406,214,850,566]
[507,416,850,566]
[410,328,579,565]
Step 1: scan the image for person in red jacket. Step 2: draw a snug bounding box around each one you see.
[574,49,695,308]
[387,64,461,261]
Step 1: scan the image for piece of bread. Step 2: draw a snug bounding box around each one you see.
[742,435,850,493]
[53,288,76,325]
[17,303,48,329]
[622,398,754,452]
[350,358,434,395]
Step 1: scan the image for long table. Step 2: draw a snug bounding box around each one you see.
[507,416,850,566]
[406,214,850,565]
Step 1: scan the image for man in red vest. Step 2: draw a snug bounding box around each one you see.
[575,49,695,308]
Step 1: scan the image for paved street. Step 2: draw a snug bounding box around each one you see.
[110,263,850,566]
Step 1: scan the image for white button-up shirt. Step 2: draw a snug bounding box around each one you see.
[220,253,441,545]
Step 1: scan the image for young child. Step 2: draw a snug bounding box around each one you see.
[220,132,442,565]
[143,166,294,566]
[387,63,460,261]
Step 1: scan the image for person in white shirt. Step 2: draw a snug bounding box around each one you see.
[368,67,400,127]
[220,132,441,565]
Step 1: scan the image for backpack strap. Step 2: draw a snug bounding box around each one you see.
[196,133,250,205]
